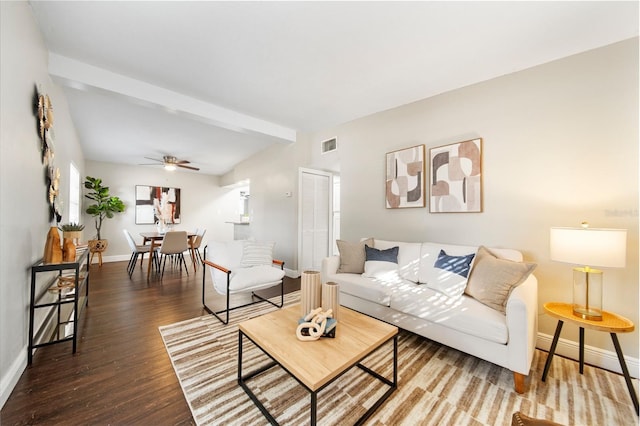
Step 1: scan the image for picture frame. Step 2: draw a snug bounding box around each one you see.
[135,185,181,225]
[385,144,426,209]
[429,138,482,213]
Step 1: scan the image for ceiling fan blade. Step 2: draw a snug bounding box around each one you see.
[177,164,200,171]
[144,157,163,163]
[175,160,190,164]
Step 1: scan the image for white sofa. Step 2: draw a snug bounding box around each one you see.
[321,239,538,393]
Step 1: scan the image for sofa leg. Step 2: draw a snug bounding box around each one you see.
[513,372,526,394]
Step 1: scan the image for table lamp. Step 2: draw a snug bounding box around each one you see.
[550,223,626,321]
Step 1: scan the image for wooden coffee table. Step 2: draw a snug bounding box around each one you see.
[238,304,398,425]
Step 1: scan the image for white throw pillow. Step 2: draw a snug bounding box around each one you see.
[362,245,399,279]
[422,245,477,298]
[374,240,421,283]
[240,241,275,267]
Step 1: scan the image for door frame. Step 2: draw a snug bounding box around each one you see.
[297,167,333,275]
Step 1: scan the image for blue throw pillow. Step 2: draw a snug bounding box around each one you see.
[362,245,399,278]
[365,245,399,262]
[434,250,475,278]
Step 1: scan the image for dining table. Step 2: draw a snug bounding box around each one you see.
[140,231,197,276]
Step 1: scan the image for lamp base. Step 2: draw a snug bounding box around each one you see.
[572,267,603,322]
[572,305,603,321]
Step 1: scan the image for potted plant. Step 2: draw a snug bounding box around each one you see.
[84,176,125,264]
[57,222,85,262]
[58,222,85,242]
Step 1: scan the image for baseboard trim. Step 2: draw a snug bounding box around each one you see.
[537,332,639,379]
[1,346,27,409]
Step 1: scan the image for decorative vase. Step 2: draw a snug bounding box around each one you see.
[43,226,62,264]
[300,270,322,316]
[322,281,340,321]
[62,238,76,262]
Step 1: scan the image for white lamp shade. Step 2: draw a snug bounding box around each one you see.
[550,227,627,268]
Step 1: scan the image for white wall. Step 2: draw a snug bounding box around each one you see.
[84,161,239,259]
[0,1,86,408]
[235,39,639,366]
[221,139,310,270]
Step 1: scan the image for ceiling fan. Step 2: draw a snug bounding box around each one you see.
[140,155,200,171]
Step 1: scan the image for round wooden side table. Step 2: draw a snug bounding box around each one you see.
[541,302,638,415]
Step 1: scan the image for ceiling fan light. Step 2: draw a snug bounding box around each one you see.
[164,164,176,171]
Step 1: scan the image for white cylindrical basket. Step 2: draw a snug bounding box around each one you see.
[322,281,340,321]
[300,270,322,317]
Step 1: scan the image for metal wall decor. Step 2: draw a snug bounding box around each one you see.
[36,87,62,223]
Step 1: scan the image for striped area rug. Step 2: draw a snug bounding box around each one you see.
[159,292,636,425]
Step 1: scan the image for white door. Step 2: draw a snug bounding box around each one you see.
[298,168,332,272]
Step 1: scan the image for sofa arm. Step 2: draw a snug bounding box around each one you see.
[505,273,538,377]
[321,255,340,280]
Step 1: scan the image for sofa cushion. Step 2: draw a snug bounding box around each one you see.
[390,285,509,344]
[420,243,478,298]
[465,246,537,314]
[374,239,422,283]
[336,238,373,273]
[331,272,403,306]
[363,245,399,278]
[216,265,285,295]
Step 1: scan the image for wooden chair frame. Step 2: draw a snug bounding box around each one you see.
[202,245,284,324]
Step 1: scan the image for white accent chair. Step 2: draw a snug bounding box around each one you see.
[202,240,285,324]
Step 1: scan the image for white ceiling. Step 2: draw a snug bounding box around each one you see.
[29,1,638,176]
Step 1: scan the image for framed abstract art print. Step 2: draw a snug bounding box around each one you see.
[385,144,426,209]
[429,138,482,213]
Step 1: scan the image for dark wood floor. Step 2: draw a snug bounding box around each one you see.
[1,258,300,425]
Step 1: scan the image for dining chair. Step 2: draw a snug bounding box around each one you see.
[123,229,157,277]
[189,228,206,269]
[159,231,190,278]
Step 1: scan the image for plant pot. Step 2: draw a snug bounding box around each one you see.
[88,239,108,267]
[63,230,82,243]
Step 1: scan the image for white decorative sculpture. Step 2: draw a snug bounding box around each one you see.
[296,308,335,341]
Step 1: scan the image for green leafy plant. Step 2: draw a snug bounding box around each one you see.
[58,222,85,232]
[84,176,125,240]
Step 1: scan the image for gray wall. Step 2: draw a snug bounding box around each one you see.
[0,1,86,407]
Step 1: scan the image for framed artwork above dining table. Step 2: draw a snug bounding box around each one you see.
[135,185,181,225]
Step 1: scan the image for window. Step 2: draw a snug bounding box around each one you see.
[69,163,80,224]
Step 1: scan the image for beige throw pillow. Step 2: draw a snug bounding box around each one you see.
[336,238,374,273]
[465,246,536,314]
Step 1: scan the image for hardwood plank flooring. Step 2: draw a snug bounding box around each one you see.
[1,259,300,425]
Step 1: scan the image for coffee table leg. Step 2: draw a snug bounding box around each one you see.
[610,333,639,415]
[542,320,563,382]
[310,392,317,425]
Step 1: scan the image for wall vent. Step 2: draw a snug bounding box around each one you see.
[321,137,337,154]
